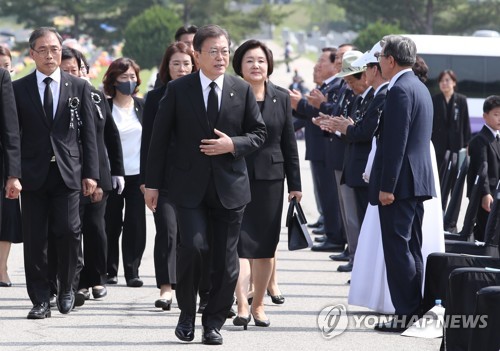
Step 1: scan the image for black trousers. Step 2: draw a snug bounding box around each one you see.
[78,193,109,288]
[153,193,177,288]
[175,178,244,330]
[379,198,424,316]
[22,163,81,304]
[105,175,146,280]
[311,160,344,244]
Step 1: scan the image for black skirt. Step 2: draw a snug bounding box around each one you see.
[238,179,284,259]
[0,196,22,243]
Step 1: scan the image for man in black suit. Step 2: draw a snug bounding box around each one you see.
[327,43,389,269]
[13,27,99,319]
[289,47,345,252]
[467,95,500,242]
[0,67,22,224]
[368,35,435,331]
[144,25,266,345]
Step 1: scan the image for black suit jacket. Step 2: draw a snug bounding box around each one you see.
[467,125,500,198]
[0,68,21,187]
[369,71,435,205]
[145,72,266,209]
[245,82,301,192]
[91,89,124,191]
[341,86,382,188]
[432,92,471,162]
[293,78,344,161]
[140,85,167,185]
[13,71,98,191]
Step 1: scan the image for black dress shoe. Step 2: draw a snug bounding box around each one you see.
[126,278,143,287]
[201,326,223,345]
[307,220,323,229]
[337,262,353,272]
[57,290,75,314]
[155,298,172,311]
[92,286,107,299]
[106,275,118,285]
[227,307,236,318]
[175,312,195,342]
[74,290,88,307]
[374,318,407,332]
[329,249,350,262]
[314,235,326,243]
[312,225,326,235]
[311,242,344,252]
[27,303,51,319]
[0,281,12,287]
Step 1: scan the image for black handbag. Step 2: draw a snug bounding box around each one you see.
[286,197,313,250]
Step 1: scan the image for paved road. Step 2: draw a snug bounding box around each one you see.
[0,44,441,350]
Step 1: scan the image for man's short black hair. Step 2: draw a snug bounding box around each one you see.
[175,25,198,41]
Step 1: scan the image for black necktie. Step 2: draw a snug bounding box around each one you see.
[207,81,218,129]
[43,77,53,124]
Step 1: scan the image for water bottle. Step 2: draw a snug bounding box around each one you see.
[425,299,445,320]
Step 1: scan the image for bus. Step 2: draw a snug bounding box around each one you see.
[403,34,500,133]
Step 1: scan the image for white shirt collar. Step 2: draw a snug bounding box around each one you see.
[360,86,372,99]
[374,81,389,96]
[199,70,224,91]
[387,68,413,90]
[484,123,500,138]
[323,75,337,85]
[36,67,61,85]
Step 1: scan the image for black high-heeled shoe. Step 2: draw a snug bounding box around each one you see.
[233,315,251,330]
[267,289,285,304]
[251,312,270,327]
[155,298,172,311]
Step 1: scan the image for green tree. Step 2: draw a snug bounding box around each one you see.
[336,0,461,34]
[353,20,403,51]
[0,0,163,46]
[122,5,181,69]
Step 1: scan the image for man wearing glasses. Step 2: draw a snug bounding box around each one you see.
[12,27,98,319]
[369,35,435,331]
[145,25,266,345]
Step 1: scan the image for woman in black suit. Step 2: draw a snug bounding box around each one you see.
[0,46,21,288]
[232,40,302,328]
[140,42,196,310]
[103,58,146,287]
[431,69,471,168]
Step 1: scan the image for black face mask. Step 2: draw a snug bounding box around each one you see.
[115,81,137,96]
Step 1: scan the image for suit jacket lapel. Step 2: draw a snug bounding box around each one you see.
[218,75,237,128]
[56,72,70,122]
[262,82,278,123]
[26,72,50,127]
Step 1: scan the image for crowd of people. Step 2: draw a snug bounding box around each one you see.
[0,21,498,346]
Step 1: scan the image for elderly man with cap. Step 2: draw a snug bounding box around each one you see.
[320,44,390,271]
[314,50,369,272]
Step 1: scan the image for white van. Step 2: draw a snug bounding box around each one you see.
[403,34,500,133]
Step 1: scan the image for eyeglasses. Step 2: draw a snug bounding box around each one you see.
[374,52,387,62]
[200,49,230,58]
[169,62,192,69]
[32,47,62,56]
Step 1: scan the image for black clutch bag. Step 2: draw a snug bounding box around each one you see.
[286,197,313,251]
